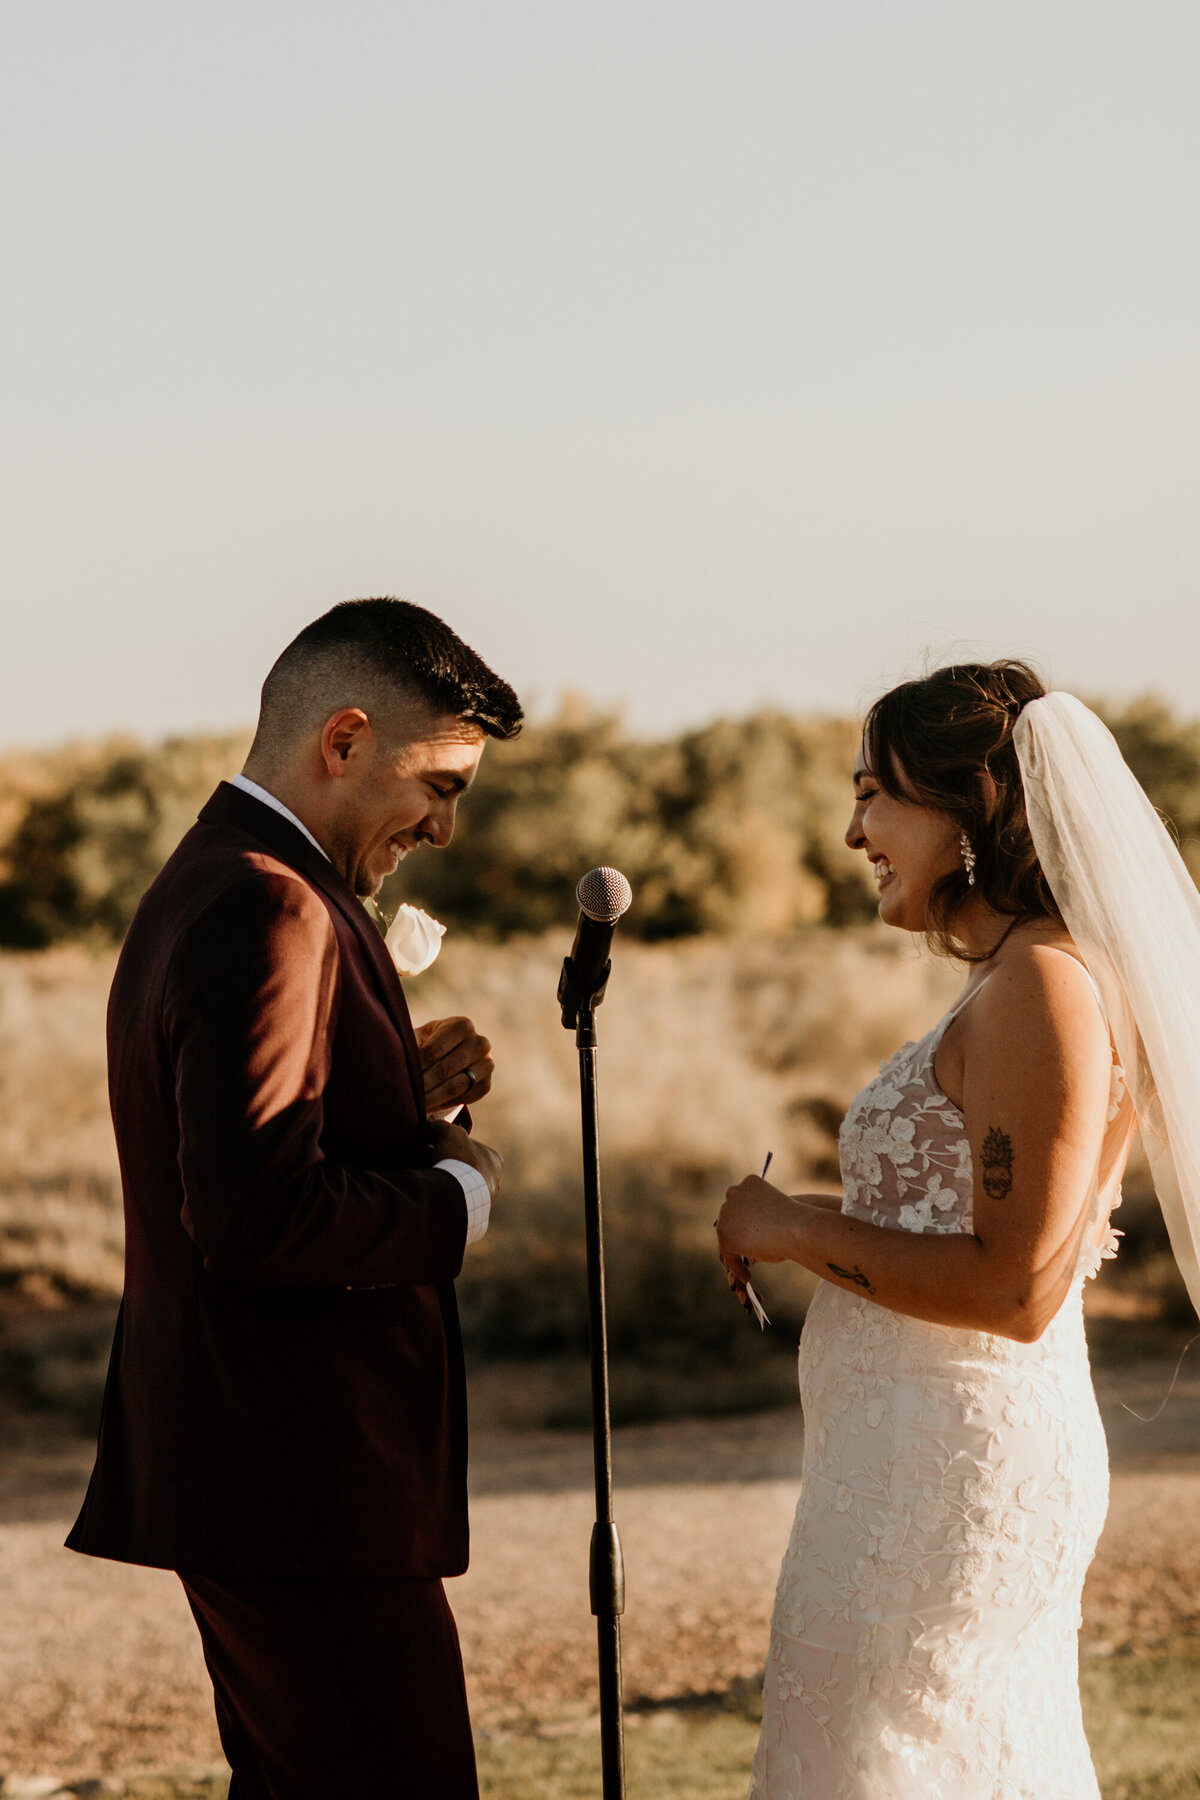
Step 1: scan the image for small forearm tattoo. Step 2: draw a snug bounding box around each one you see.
[827,1262,876,1294]
[981,1126,1014,1200]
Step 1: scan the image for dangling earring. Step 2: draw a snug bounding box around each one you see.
[960,831,977,888]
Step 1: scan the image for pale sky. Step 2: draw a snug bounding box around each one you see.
[3,1,1198,747]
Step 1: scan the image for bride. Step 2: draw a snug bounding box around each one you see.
[716,660,1200,1799]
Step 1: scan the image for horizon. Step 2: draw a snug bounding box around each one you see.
[5,676,1199,764]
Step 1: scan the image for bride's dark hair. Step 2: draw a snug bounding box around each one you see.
[863,659,1063,960]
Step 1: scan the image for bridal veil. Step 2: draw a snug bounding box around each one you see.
[1014,692,1200,1320]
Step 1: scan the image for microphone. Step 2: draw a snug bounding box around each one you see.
[558,866,633,1027]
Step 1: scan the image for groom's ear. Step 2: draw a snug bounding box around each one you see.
[320,708,373,776]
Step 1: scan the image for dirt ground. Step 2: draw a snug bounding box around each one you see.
[1,1358,1198,1785]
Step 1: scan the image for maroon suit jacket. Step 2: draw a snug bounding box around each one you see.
[67,783,471,1578]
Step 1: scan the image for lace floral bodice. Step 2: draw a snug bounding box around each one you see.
[838,998,1128,1277]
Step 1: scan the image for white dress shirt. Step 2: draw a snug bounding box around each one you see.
[229,772,490,1246]
[231,772,330,860]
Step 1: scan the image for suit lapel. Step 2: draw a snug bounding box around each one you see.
[198,784,428,1106]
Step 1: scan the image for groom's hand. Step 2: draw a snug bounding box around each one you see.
[416,1015,495,1112]
[428,1119,504,1200]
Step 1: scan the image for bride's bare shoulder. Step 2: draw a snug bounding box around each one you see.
[938,926,1109,1104]
[993,923,1085,982]
[973,927,1107,1047]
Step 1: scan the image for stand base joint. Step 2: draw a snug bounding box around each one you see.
[589,1520,626,1617]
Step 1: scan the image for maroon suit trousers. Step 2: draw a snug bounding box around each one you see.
[180,1573,479,1799]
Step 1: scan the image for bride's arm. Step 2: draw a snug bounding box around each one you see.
[717,948,1115,1342]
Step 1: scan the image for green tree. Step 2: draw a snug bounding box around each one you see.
[5,696,1200,949]
[0,734,247,947]
[1099,697,1200,882]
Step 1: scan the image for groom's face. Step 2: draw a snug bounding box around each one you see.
[325,708,486,898]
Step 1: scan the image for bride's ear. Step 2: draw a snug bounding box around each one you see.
[979,771,999,821]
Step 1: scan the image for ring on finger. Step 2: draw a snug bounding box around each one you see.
[463,1066,477,1090]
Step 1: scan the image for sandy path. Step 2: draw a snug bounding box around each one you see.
[1,1368,1198,1781]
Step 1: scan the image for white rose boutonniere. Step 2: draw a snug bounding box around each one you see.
[383,903,447,977]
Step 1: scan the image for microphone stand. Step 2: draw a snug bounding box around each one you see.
[562,974,626,1799]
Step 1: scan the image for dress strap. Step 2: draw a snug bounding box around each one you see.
[952,949,1109,1027]
[1037,945,1111,1029]
[944,972,994,1025]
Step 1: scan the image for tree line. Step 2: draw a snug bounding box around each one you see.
[2,696,1199,949]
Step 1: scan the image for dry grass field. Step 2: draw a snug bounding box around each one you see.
[0,926,961,1296]
[0,929,1182,1398]
[0,928,972,1422]
[1,933,1197,1797]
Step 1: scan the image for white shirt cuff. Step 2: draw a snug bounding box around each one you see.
[435,1158,492,1246]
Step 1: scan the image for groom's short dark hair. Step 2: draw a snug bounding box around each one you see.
[253,597,523,755]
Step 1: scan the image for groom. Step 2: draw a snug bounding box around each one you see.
[67,598,523,1798]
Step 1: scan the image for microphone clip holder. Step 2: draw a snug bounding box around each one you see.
[558,954,612,1030]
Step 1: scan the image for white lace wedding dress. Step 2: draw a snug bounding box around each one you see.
[749,979,1132,1799]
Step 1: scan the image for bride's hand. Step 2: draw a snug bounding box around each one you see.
[716,1175,801,1268]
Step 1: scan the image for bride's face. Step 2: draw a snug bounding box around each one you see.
[845,739,963,932]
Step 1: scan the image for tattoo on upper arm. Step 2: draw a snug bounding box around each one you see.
[827,1262,877,1294]
[981,1126,1014,1200]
